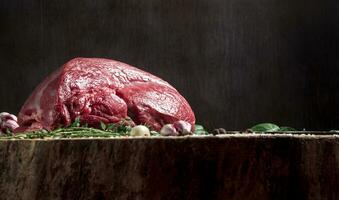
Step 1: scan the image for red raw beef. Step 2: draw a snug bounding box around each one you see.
[17,58,195,132]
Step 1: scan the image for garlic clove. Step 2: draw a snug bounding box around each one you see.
[130,125,150,136]
[160,124,179,136]
[173,120,192,135]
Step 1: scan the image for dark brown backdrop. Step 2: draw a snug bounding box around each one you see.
[0,0,338,130]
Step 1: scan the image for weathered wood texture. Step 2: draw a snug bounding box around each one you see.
[1,0,339,130]
[0,135,338,200]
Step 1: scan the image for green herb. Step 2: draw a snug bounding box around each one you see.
[6,128,11,134]
[71,117,81,127]
[150,131,160,136]
[106,123,115,130]
[250,123,297,132]
[0,117,212,139]
[250,123,280,132]
[0,124,134,139]
[100,122,107,130]
[116,124,131,133]
[278,126,297,131]
[194,124,209,135]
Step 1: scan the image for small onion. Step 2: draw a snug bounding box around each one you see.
[0,112,17,122]
[2,119,19,131]
[0,112,19,133]
[0,112,10,118]
[130,125,150,136]
[173,120,192,135]
[160,124,178,136]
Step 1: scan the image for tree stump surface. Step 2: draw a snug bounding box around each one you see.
[0,134,338,200]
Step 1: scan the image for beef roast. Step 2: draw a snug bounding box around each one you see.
[17,58,195,132]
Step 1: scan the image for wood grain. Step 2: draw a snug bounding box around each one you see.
[0,0,338,130]
[0,135,338,200]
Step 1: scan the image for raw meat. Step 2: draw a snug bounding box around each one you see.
[17,58,195,132]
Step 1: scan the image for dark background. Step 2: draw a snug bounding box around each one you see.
[0,0,338,130]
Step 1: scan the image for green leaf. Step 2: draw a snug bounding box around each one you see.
[250,123,280,132]
[194,124,208,135]
[5,128,11,134]
[117,124,131,133]
[100,122,107,130]
[71,117,81,127]
[150,131,160,136]
[278,126,297,131]
[194,124,204,131]
[106,123,115,131]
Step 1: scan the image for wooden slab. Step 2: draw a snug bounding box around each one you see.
[0,134,338,200]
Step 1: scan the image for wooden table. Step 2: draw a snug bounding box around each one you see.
[0,133,338,200]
